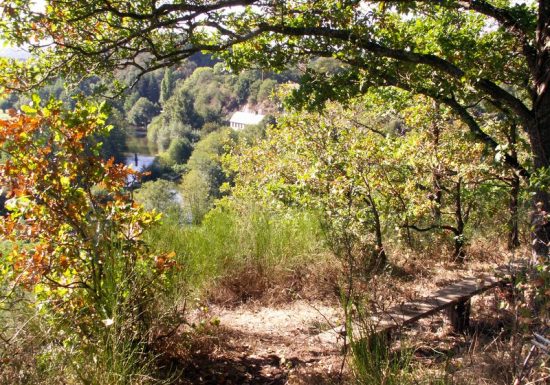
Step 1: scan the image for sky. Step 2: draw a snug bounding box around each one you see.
[0,46,31,59]
[0,0,44,58]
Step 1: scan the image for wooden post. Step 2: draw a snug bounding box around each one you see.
[363,328,393,354]
[447,300,471,333]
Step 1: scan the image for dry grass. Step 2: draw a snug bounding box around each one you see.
[153,236,545,385]
[206,252,342,307]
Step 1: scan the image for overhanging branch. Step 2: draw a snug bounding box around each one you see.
[256,23,534,124]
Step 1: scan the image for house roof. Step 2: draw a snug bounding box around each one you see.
[229,111,265,126]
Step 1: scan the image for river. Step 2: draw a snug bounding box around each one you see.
[124,153,156,172]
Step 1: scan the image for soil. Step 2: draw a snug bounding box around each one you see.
[161,251,544,385]
[175,300,347,385]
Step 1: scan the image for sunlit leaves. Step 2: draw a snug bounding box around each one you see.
[0,97,172,306]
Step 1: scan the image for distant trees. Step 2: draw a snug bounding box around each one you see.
[147,65,285,156]
[257,79,278,103]
[127,97,160,127]
[165,137,193,165]
[160,68,175,105]
[135,179,182,216]
[180,129,235,223]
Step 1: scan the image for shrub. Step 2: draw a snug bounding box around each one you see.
[134,179,184,219]
[165,137,193,165]
[0,98,174,383]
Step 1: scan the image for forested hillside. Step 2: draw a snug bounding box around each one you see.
[0,1,548,384]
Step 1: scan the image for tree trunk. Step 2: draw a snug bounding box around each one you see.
[528,0,550,258]
[431,102,443,224]
[367,193,387,271]
[0,191,6,216]
[453,178,466,263]
[527,124,550,258]
[508,174,521,250]
[528,108,550,258]
[508,123,521,250]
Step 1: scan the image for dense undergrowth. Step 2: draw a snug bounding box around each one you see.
[145,203,332,303]
[2,200,548,384]
[6,218,545,384]
[1,128,548,385]
[0,77,547,385]
[0,196,335,383]
[2,1,550,383]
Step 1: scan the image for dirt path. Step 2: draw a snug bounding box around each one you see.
[169,257,532,385]
[180,300,347,384]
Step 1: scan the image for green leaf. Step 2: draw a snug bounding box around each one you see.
[20,104,37,114]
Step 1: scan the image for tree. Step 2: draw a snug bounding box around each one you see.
[180,129,235,222]
[160,67,175,105]
[229,100,392,271]
[127,97,159,127]
[230,93,513,265]
[394,97,504,261]
[134,179,182,216]
[1,0,548,255]
[101,107,128,163]
[257,78,278,103]
[186,129,234,199]
[165,136,193,164]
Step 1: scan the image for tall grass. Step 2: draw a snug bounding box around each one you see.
[145,203,328,297]
[72,324,160,385]
[0,244,167,385]
[349,327,452,385]
[345,304,453,385]
[350,332,412,385]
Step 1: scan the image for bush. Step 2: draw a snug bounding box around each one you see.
[177,129,236,223]
[165,137,193,164]
[135,180,184,218]
[127,97,160,127]
[180,169,213,224]
[0,99,173,383]
[257,78,278,102]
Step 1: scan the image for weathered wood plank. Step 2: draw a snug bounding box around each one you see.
[316,260,527,345]
[371,273,502,332]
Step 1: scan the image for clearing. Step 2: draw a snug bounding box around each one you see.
[166,256,537,385]
[179,300,346,385]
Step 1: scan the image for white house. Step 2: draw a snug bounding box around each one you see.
[229,111,265,130]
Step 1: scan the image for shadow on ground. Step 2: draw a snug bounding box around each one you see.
[164,352,343,385]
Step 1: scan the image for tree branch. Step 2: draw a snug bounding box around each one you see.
[440,95,530,180]
[256,23,534,124]
[403,223,460,234]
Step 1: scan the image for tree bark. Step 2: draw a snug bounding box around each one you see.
[528,0,550,258]
[508,174,521,250]
[431,102,443,224]
[527,123,550,258]
[454,178,466,263]
[367,193,388,271]
[507,124,521,250]
[0,191,6,216]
